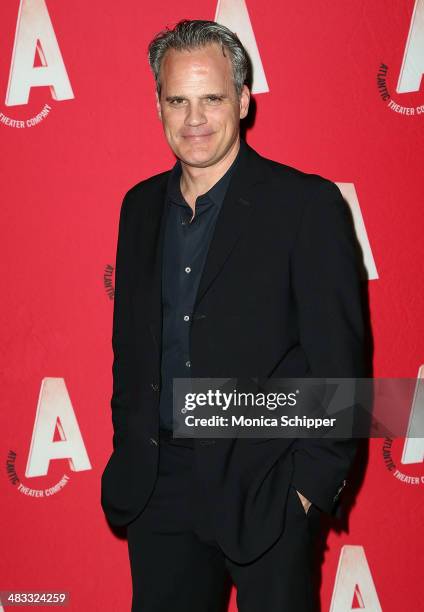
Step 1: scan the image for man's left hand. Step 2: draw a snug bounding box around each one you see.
[296,490,312,514]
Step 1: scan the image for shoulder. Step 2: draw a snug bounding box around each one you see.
[114,169,171,227]
[122,169,171,210]
[246,145,347,226]
[243,144,351,239]
[254,148,342,203]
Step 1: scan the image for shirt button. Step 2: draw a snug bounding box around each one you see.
[185,360,191,368]
[149,437,158,446]
[185,267,191,273]
[183,315,190,322]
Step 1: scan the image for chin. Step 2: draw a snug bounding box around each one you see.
[179,148,218,168]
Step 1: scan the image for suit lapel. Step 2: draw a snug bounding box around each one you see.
[145,140,268,357]
[193,142,266,310]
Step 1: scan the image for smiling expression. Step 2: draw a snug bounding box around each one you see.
[156,43,250,169]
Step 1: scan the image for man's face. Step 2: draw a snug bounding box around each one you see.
[155,43,250,168]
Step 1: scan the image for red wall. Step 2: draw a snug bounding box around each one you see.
[1,1,423,610]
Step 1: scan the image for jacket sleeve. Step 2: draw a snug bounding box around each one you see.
[110,192,137,451]
[290,179,366,514]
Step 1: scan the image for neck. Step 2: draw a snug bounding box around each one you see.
[179,137,240,210]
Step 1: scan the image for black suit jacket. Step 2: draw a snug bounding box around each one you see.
[101,140,365,563]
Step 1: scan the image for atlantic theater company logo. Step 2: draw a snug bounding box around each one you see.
[103,264,115,300]
[0,0,74,129]
[5,378,91,500]
[376,0,424,116]
[382,366,424,486]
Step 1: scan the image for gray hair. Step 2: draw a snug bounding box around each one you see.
[148,19,251,98]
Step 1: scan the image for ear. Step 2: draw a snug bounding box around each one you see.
[155,90,162,121]
[239,84,250,120]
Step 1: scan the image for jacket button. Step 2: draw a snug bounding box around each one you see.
[150,383,159,392]
[149,437,158,446]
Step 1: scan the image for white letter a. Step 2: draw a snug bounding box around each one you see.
[396,0,424,94]
[26,378,91,477]
[6,0,74,106]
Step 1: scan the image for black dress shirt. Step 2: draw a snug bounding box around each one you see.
[158,144,242,430]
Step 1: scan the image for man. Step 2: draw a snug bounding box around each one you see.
[101,19,365,612]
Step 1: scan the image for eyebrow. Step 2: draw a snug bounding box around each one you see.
[165,93,228,101]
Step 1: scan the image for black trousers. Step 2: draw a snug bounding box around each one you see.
[127,429,322,611]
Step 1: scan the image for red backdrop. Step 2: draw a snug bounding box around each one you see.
[1,1,423,610]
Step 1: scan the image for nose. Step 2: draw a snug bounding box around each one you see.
[184,101,207,127]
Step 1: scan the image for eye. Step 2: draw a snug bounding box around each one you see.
[206,96,222,104]
[169,98,186,106]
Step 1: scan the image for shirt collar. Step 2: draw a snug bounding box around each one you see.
[166,140,243,209]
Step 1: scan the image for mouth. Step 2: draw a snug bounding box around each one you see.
[182,133,214,140]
